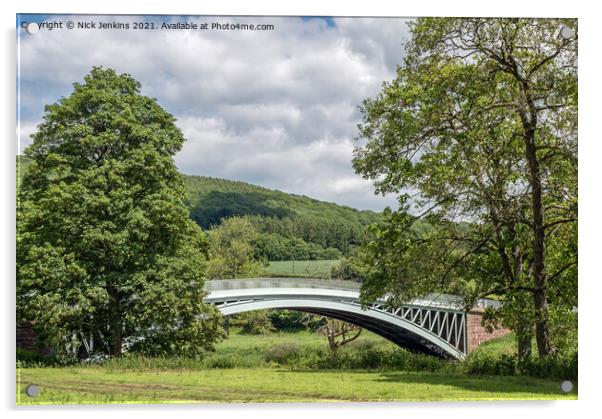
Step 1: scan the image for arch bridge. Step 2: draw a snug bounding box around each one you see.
[204,278,502,360]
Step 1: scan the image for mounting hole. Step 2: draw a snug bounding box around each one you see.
[25,22,39,35]
[25,384,40,397]
[560,380,574,393]
[559,26,574,40]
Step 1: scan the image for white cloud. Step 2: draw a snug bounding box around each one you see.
[18,15,410,211]
[17,120,37,153]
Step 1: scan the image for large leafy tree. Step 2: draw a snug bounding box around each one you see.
[353,18,577,358]
[205,217,266,279]
[17,67,222,358]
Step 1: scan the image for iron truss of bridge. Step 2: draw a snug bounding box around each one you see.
[203,278,500,360]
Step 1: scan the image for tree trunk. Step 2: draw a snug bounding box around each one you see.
[526,146,552,357]
[326,329,338,357]
[107,287,123,357]
[515,318,533,363]
[523,121,554,357]
[109,316,123,357]
[533,289,554,356]
[223,317,230,337]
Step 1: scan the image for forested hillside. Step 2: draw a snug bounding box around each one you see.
[185,175,380,228]
[185,175,382,258]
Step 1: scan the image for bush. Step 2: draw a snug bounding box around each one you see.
[269,310,308,332]
[312,346,449,371]
[319,247,343,260]
[518,352,577,379]
[463,352,516,376]
[330,257,362,281]
[386,349,452,372]
[204,354,238,369]
[462,350,577,379]
[264,343,303,364]
[232,311,275,335]
[16,348,65,367]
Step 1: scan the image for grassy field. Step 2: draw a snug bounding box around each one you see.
[16,329,576,404]
[212,328,397,366]
[17,367,576,404]
[267,260,340,278]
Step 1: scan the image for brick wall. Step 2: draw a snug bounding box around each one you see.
[466,308,511,352]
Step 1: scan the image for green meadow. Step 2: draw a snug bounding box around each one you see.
[17,367,576,404]
[17,330,577,404]
[268,260,340,278]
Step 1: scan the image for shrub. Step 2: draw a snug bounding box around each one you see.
[16,348,65,367]
[517,352,577,379]
[329,257,362,281]
[346,339,376,351]
[204,354,238,369]
[386,349,451,372]
[233,311,276,335]
[463,352,516,376]
[264,343,302,364]
[462,350,577,379]
[311,346,449,371]
[269,310,308,332]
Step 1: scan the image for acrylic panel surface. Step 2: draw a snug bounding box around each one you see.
[16,14,578,405]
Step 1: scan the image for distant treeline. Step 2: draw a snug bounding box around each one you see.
[184,175,382,259]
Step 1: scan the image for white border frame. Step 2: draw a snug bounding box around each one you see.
[3,1,599,418]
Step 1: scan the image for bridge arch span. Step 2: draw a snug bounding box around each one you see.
[203,279,480,360]
[218,298,464,359]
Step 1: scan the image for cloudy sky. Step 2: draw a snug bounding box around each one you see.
[17,15,410,211]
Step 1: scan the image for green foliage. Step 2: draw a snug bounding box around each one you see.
[549,309,578,355]
[19,157,355,263]
[203,354,239,369]
[18,325,576,381]
[206,327,449,371]
[461,333,577,379]
[254,232,343,261]
[17,67,222,358]
[353,18,577,358]
[463,351,577,380]
[462,352,518,377]
[234,309,325,335]
[120,331,572,378]
[268,310,308,331]
[315,347,450,372]
[205,217,267,279]
[519,352,578,379]
[184,175,382,256]
[232,311,276,335]
[357,211,467,305]
[16,348,63,368]
[264,343,303,364]
[187,187,295,228]
[330,255,364,281]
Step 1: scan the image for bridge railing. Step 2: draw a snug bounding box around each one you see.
[204,278,501,311]
[205,278,361,292]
